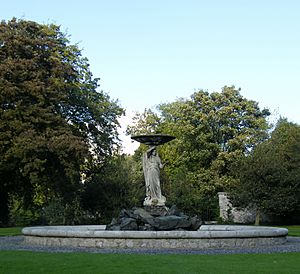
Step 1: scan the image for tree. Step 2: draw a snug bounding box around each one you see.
[128,86,270,219]
[81,154,144,223]
[0,19,123,225]
[229,119,300,225]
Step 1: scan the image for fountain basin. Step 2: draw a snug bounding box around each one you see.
[22,225,288,250]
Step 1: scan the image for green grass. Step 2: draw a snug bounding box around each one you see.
[0,227,23,236]
[278,225,300,237]
[0,251,299,274]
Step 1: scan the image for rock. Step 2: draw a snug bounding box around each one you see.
[106,225,121,231]
[190,215,202,230]
[138,224,155,231]
[152,215,192,230]
[143,205,169,216]
[106,218,121,231]
[119,217,138,231]
[133,208,155,226]
[133,208,154,220]
[106,205,202,231]
[119,209,136,219]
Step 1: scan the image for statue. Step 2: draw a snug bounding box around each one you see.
[131,134,176,208]
[143,146,166,206]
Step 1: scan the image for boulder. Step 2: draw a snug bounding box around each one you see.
[152,215,192,230]
[119,217,138,231]
[133,208,154,225]
[106,205,202,231]
[190,215,202,230]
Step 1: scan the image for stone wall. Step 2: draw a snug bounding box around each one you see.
[24,235,286,249]
[218,192,256,224]
[218,192,300,225]
[22,225,288,250]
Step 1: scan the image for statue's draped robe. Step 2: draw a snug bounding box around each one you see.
[143,151,166,206]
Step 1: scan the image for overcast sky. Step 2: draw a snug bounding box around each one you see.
[2,0,300,153]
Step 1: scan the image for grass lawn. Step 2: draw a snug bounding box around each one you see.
[0,227,23,236]
[0,251,299,274]
[277,225,300,237]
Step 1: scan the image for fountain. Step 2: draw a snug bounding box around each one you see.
[22,134,288,250]
[105,134,203,231]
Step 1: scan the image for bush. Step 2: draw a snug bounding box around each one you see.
[41,197,89,225]
[8,197,40,226]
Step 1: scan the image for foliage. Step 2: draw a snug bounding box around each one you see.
[8,195,40,226]
[229,119,300,224]
[81,154,144,223]
[0,18,123,225]
[41,197,65,225]
[1,251,300,274]
[128,86,270,219]
[41,197,88,225]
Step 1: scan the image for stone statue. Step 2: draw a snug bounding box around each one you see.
[142,146,166,206]
[131,134,175,208]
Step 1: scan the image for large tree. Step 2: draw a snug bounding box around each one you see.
[128,87,270,218]
[229,119,300,225]
[0,18,123,225]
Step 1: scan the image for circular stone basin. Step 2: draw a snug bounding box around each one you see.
[22,225,288,250]
[131,134,176,146]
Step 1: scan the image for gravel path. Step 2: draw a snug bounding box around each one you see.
[1,236,300,255]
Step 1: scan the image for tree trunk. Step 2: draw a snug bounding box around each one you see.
[254,208,260,226]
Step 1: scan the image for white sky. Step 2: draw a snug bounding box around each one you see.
[2,0,300,154]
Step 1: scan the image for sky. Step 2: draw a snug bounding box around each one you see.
[2,0,300,153]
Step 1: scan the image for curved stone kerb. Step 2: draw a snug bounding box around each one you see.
[22,225,288,239]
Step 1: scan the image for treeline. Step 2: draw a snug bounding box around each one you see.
[0,19,299,226]
[128,89,300,224]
